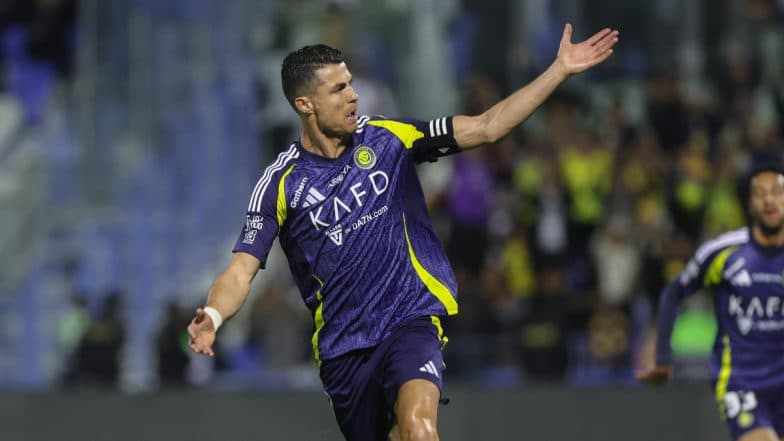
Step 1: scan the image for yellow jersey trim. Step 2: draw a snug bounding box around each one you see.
[311,274,325,367]
[367,120,424,149]
[715,334,732,417]
[430,315,449,352]
[703,246,736,287]
[403,214,458,315]
[276,164,296,226]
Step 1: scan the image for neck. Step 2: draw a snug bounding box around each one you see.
[752,225,784,247]
[300,116,349,159]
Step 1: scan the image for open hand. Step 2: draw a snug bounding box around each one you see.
[557,24,619,75]
[187,308,217,357]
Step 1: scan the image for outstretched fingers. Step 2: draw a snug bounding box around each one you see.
[586,30,618,65]
[587,28,613,46]
[592,29,619,52]
[591,47,614,65]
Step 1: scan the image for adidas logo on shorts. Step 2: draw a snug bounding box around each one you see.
[418,360,440,378]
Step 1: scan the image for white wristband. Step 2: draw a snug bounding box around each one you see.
[203,306,223,331]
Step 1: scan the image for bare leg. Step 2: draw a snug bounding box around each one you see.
[388,425,400,441]
[738,428,779,441]
[387,379,440,441]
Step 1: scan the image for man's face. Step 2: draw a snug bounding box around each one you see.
[749,172,784,236]
[306,62,359,136]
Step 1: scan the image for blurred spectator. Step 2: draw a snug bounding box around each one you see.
[591,214,642,309]
[646,70,691,153]
[518,266,573,381]
[445,149,495,275]
[667,134,713,238]
[586,304,632,375]
[70,291,125,387]
[247,281,310,371]
[443,269,485,379]
[26,0,76,77]
[701,145,747,237]
[156,302,190,387]
[558,131,614,245]
[480,265,524,373]
[513,146,569,269]
[57,294,91,384]
[500,225,536,300]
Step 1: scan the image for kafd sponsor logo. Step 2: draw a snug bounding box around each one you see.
[308,171,389,232]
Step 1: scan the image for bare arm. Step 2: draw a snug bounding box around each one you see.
[206,251,261,319]
[188,252,261,356]
[453,24,619,148]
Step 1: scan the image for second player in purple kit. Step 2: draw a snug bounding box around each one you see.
[640,165,784,441]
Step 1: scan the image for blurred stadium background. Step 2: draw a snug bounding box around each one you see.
[0,0,783,439]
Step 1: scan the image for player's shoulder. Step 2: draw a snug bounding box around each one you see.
[247,144,301,210]
[257,143,299,168]
[257,143,301,182]
[693,227,750,264]
[358,114,432,149]
[356,114,395,132]
[361,114,445,131]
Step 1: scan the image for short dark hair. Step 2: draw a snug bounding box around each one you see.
[740,162,784,209]
[281,44,345,108]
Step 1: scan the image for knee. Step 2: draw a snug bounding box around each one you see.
[399,418,438,441]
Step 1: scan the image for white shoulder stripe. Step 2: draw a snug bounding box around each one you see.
[429,119,435,137]
[248,144,295,211]
[355,115,370,133]
[248,145,298,212]
[250,149,299,212]
[694,228,749,263]
[440,117,447,135]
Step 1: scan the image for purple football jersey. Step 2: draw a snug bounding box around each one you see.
[233,115,459,362]
[669,227,784,391]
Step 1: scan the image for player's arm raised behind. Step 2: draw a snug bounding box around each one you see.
[187,251,261,357]
[452,24,618,150]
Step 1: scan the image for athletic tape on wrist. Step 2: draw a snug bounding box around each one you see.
[203,306,223,331]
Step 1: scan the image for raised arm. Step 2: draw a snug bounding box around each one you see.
[453,24,619,149]
[187,251,261,357]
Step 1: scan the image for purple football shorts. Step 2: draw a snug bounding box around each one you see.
[319,316,447,441]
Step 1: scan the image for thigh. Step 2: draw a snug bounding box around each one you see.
[390,378,441,440]
[737,428,779,441]
[320,349,392,441]
[381,317,446,411]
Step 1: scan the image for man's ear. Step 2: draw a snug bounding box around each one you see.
[294,96,313,115]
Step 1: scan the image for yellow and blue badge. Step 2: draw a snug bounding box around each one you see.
[354,145,376,170]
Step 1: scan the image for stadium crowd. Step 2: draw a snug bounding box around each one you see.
[2,0,783,389]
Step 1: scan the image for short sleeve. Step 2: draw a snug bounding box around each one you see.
[232,147,299,268]
[677,229,748,294]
